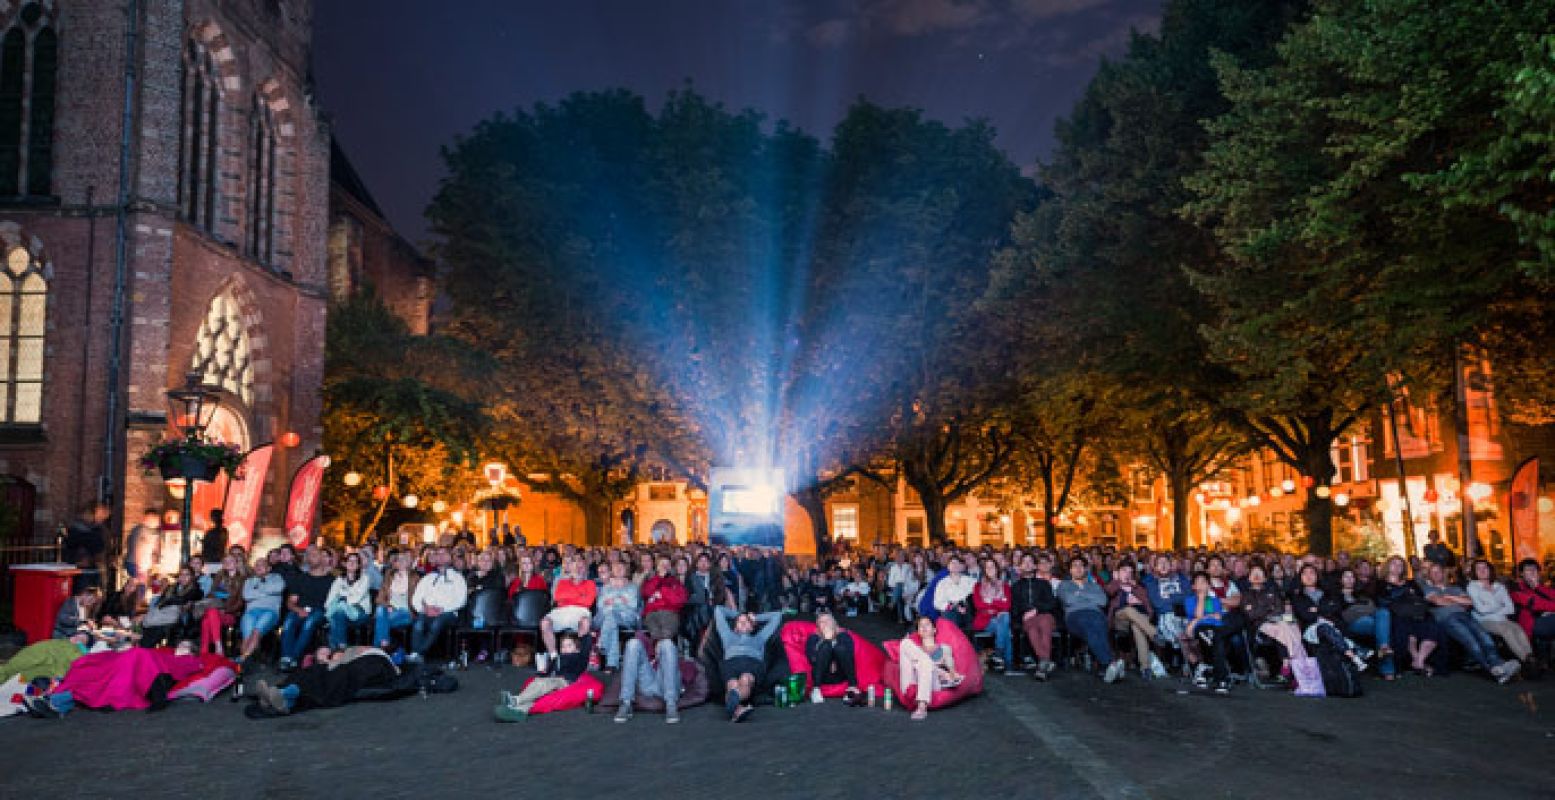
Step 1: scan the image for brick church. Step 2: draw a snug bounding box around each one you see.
[0,0,429,568]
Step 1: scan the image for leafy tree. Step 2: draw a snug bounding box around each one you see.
[321,292,487,543]
[993,0,1301,548]
[431,89,828,543]
[812,102,1036,544]
[1187,0,1555,554]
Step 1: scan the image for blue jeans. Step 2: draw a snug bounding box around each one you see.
[240,608,280,640]
[410,611,457,656]
[1346,609,1394,676]
[328,605,370,650]
[980,612,1013,666]
[618,637,680,709]
[1438,612,1503,670]
[1066,609,1113,665]
[374,607,413,647]
[594,608,640,668]
[280,611,326,661]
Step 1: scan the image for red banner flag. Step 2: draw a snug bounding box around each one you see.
[221,444,273,551]
[284,455,330,550]
[1510,457,1539,563]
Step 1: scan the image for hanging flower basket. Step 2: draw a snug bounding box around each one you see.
[140,439,245,482]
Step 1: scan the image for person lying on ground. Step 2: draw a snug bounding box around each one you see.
[713,605,782,722]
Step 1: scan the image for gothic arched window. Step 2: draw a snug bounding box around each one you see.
[191,290,254,407]
[0,244,47,423]
[0,3,57,197]
[179,39,222,231]
[247,95,276,263]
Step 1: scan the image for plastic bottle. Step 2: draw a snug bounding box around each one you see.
[867,685,876,707]
[585,688,596,714]
[883,688,893,711]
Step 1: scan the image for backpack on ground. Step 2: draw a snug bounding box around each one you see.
[1314,647,1362,698]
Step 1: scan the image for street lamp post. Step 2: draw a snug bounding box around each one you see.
[165,371,221,566]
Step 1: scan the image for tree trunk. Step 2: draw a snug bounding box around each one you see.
[1169,473,1192,550]
[1300,421,1341,557]
[1305,493,1334,557]
[581,497,612,547]
[1041,473,1058,550]
[922,492,949,546]
[795,488,831,558]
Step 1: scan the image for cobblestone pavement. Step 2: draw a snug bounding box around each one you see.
[2,616,1551,800]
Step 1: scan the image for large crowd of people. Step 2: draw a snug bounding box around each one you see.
[13,518,1555,723]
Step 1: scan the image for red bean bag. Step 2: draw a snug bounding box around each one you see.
[882,618,983,710]
[522,672,606,715]
[780,621,886,697]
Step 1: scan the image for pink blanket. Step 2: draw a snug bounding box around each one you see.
[57,648,204,710]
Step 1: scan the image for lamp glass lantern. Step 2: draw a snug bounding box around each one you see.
[164,371,222,566]
[167,371,222,440]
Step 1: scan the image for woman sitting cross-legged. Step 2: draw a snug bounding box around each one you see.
[899,615,963,721]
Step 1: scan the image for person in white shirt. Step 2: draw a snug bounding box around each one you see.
[408,547,467,661]
[887,552,913,623]
[325,552,375,650]
[1467,559,1533,662]
[933,555,975,628]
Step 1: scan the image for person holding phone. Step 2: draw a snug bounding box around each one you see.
[899,615,961,721]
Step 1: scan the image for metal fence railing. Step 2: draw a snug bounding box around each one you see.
[0,543,64,632]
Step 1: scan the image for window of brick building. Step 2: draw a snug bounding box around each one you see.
[832,505,859,540]
[0,4,57,198]
[0,245,46,423]
[247,95,277,263]
[192,289,254,407]
[179,40,222,231]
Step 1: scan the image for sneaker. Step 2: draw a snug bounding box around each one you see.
[276,657,293,671]
[1103,660,1124,684]
[1150,655,1168,679]
[665,706,680,724]
[1039,660,1056,678]
[614,705,633,723]
[257,680,291,715]
[493,704,528,722]
[1350,654,1369,673]
[1031,666,1049,682]
[724,688,742,719]
[810,687,823,704]
[499,690,514,707]
[1193,671,1210,690]
[1214,680,1230,695]
[1496,660,1522,684]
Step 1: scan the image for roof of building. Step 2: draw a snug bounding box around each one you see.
[329,135,387,219]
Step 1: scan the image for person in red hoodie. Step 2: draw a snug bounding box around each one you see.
[541,555,597,660]
[639,554,688,641]
[971,557,1014,674]
[1510,559,1555,646]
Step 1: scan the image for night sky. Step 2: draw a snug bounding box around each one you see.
[313,0,1163,243]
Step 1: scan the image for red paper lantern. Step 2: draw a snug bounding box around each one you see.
[1301,476,1315,489]
[1423,489,1439,503]
[280,431,301,448]
[371,485,390,501]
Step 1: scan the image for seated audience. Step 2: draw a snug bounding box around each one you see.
[898,615,962,721]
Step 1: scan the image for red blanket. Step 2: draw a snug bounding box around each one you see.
[57,648,204,710]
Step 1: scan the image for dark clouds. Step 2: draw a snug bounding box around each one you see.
[312,0,1161,241]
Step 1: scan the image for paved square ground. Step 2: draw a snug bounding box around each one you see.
[2,617,1551,799]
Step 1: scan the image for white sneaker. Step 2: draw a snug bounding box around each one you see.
[1103,660,1124,684]
[1149,655,1168,679]
[1496,660,1522,684]
[810,687,823,704]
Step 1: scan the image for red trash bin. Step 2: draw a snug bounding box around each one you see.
[11,562,80,645]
